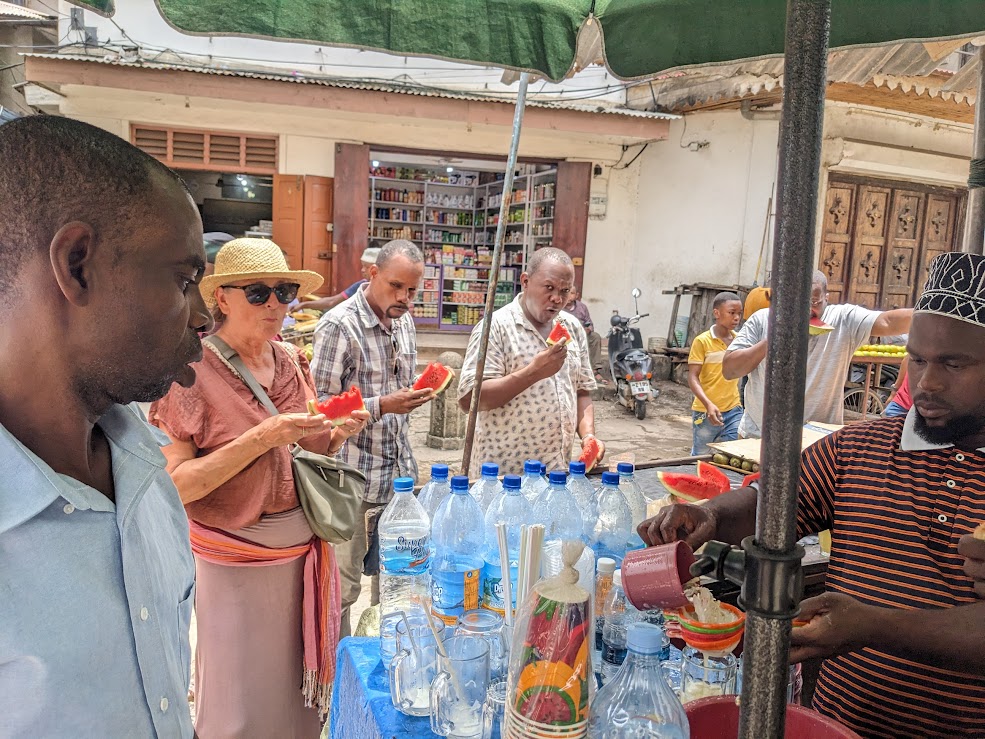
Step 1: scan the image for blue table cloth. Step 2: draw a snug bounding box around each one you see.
[329,637,441,739]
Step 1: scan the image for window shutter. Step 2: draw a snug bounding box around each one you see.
[130,125,277,174]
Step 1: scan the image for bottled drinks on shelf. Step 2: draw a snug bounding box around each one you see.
[418,463,451,520]
[617,462,647,549]
[600,569,640,685]
[469,463,503,513]
[481,474,531,615]
[519,459,548,503]
[590,471,633,566]
[589,623,689,738]
[566,460,597,539]
[430,475,485,625]
[593,557,616,674]
[378,476,431,668]
[532,471,584,541]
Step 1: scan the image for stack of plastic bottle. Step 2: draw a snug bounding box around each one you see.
[469,462,503,513]
[533,471,583,540]
[566,460,597,539]
[417,463,450,520]
[481,473,531,615]
[429,475,486,625]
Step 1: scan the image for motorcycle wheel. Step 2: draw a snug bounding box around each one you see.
[634,399,647,420]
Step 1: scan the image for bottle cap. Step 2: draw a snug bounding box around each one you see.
[503,474,522,491]
[548,470,568,485]
[431,464,449,480]
[617,462,635,475]
[540,463,547,475]
[627,622,665,654]
[597,557,616,575]
[601,471,621,486]
[568,460,586,475]
[612,569,622,587]
[481,462,500,477]
[393,477,414,493]
[451,475,470,493]
[524,459,542,474]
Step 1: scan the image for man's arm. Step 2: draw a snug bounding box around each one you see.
[296,292,346,312]
[870,308,913,337]
[576,390,595,439]
[722,341,767,380]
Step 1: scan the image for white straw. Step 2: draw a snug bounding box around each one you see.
[495,522,513,626]
[526,524,545,598]
[397,610,422,663]
[424,600,464,696]
[517,525,530,605]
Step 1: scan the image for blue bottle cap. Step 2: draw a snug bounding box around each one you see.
[617,462,635,475]
[503,474,522,490]
[451,475,470,493]
[548,470,568,485]
[431,464,449,480]
[481,462,500,477]
[568,461,586,475]
[540,463,547,475]
[627,622,665,654]
[393,477,414,493]
[524,459,542,474]
[601,471,621,486]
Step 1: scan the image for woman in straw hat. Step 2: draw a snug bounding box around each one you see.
[149,238,368,736]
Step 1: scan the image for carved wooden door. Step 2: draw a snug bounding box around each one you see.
[880,189,924,310]
[847,185,891,309]
[919,194,958,293]
[818,182,854,304]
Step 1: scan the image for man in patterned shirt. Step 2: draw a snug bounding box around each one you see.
[639,252,985,738]
[312,239,433,636]
[459,248,601,476]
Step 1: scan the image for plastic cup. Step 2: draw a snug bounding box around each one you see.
[621,541,697,610]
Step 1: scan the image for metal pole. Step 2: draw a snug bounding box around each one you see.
[738,1,830,738]
[962,47,985,256]
[461,72,530,477]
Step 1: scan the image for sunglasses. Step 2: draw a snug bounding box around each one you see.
[223,282,301,305]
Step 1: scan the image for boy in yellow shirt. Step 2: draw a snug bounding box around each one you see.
[688,291,743,455]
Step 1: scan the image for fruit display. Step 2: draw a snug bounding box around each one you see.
[808,317,834,335]
[711,452,759,474]
[306,386,366,425]
[412,362,454,395]
[577,437,604,473]
[854,344,906,358]
[657,471,727,504]
[546,321,571,347]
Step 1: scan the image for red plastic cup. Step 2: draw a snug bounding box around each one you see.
[621,541,696,610]
[685,695,862,738]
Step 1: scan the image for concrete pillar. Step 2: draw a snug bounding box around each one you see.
[427,351,466,450]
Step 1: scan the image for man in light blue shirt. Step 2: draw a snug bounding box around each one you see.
[0,116,212,736]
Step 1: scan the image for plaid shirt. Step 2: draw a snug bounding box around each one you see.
[311,285,419,504]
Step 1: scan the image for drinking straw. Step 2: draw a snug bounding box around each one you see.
[397,610,422,663]
[517,525,530,605]
[525,524,545,598]
[495,522,513,626]
[424,599,464,696]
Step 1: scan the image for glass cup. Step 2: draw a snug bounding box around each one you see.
[389,612,447,716]
[455,610,510,681]
[430,635,491,739]
[481,679,508,739]
[680,645,738,703]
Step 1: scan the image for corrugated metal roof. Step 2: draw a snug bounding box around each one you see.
[0,1,53,20]
[25,52,678,120]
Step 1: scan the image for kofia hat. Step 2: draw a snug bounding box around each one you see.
[199,238,324,310]
[915,252,985,327]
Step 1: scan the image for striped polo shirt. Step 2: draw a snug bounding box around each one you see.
[797,412,985,737]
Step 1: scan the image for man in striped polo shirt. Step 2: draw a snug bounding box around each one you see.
[640,252,985,738]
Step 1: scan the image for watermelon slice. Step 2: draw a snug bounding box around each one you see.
[742,471,761,488]
[546,321,571,346]
[697,460,731,493]
[657,471,725,503]
[412,362,454,395]
[578,437,604,472]
[517,686,577,725]
[809,317,834,335]
[306,386,365,426]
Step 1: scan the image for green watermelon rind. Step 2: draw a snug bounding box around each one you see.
[413,362,453,395]
[657,471,722,502]
[516,685,577,725]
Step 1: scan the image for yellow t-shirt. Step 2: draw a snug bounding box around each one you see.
[688,329,741,413]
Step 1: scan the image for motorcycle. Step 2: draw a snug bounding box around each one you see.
[607,288,659,420]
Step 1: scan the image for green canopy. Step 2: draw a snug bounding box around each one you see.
[68,1,983,81]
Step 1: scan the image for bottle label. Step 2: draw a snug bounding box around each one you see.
[380,534,430,575]
[601,642,627,667]
[430,567,482,625]
[481,560,518,614]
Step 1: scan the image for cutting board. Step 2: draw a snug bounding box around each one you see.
[708,421,842,467]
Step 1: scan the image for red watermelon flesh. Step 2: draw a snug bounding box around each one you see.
[517,686,577,725]
[412,362,454,395]
[742,471,761,488]
[307,386,365,426]
[657,471,724,503]
[809,317,834,335]
[578,437,603,472]
[546,322,571,346]
[697,460,731,493]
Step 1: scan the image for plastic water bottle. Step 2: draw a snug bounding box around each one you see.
[532,471,584,541]
[617,462,647,549]
[430,475,485,625]
[590,472,633,566]
[418,463,451,520]
[600,569,639,685]
[481,474,531,615]
[520,459,548,503]
[589,623,690,739]
[470,462,504,513]
[593,557,616,674]
[640,609,672,661]
[378,476,431,668]
[567,460,597,538]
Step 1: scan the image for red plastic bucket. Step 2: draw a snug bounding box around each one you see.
[685,696,862,738]
[621,541,696,610]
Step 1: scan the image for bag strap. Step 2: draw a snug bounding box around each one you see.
[204,335,280,418]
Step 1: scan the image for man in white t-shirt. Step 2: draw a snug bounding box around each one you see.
[723,271,913,438]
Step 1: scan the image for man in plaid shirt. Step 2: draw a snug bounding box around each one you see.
[312,240,433,636]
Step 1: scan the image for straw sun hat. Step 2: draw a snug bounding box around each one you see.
[199,238,324,310]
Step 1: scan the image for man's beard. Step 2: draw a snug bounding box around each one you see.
[914,410,985,446]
